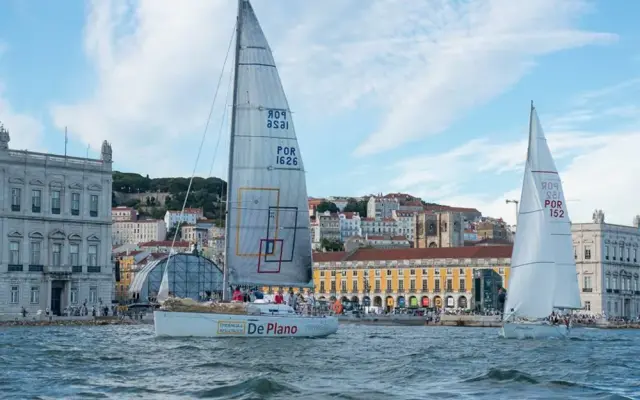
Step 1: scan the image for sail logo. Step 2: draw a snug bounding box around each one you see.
[247,322,298,335]
[266,109,289,130]
[217,320,246,335]
[541,181,565,218]
[275,145,298,166]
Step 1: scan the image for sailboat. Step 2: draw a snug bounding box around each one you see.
[500,102,582,339]
[153,0,339,338]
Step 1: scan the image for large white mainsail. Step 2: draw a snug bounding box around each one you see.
[504,103,581,319]
[529,108,581,309]
[224,0,313,289]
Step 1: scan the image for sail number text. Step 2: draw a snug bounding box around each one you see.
[276,146,298,166]
[266,109,289,130]
[541,181,565,218]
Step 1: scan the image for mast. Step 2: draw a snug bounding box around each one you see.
[222,0,244,301]
[526,100,534,164]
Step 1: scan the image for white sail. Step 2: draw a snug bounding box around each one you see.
[529,109,582,309]
[504,105,582,319]
[504,162,556,319]
[157,264,169,303]
[224,0,313,288]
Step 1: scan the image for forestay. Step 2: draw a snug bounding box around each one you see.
[225,0,313,288]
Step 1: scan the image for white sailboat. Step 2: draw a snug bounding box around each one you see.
[500,102,582,339]
[153,0,338,338]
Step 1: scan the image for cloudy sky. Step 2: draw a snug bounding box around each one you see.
[1,0,639,226]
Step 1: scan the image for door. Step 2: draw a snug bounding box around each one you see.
[51,288,62,316]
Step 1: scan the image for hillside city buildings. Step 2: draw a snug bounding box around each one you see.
[0,124,115,316]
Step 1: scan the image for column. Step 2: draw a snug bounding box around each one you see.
[46,278,52,311]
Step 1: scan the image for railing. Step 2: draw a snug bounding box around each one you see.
[385,289,393,293]
[7,149,104,168]
[11,205,20,212]
[635,291,640,295]
[51,207,61,215]
[408,289,416,293]
[458,289,466,293]
[46,265,72,274]
[373,289,381,293]
[606,289,613,293]
[32,206,41,213]
[582,288,593,292]
[71,209,80,216]
[397,288,405,293]
[72,266,83,273]
[613,289,620,294]
[8,264,23,272]
[28,265,44,272]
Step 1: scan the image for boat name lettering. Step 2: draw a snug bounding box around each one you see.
[247,322,298,335]
[266,109,289,130]
[217,320,246,335]
[276,146,298,166]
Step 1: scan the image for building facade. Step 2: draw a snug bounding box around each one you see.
[112,219,166,245]
[111,206,136,222]
[163,208,203,230]
[0,124,114,316]
[573,210,640,318]
[311,246,511,311]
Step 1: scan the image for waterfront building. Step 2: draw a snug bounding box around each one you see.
[163,208,203,231]
[339,212,362,240]
[181,224,209,247]
[128,253,223,302]
[573,210,640,318]
[0,123,114,316]
[111,206,136,222]
[311,246,511,311]
[113,250,150,301]
[112,219,166,246]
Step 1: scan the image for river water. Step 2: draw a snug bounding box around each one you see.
[0,324,638,399]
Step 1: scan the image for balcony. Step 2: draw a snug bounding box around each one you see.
[635,291,640,295]
[88,266,101,273]
[385,289,393,293]
[11,205,20,212]
[613,289,620,294]
[582,288,593,293]
[51,207,61,215]
[7,264,23,272]
[433,289,441,293]
[46,265,72,280]
[72,266,83,273]
[397,288,405,293]
[71,209,80,216]
[28,265,44,272]
[458,289,466,293]
[408,289,416,293]
[606,289,613,293]
[373,289,381,293]
[32,206,41,213]
[90,211,98,217]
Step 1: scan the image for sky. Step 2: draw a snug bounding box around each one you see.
[1,0,639,226]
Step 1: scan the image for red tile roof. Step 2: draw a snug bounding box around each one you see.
[139,240,190,247]
[313,245,512,262]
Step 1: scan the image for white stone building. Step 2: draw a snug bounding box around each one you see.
[573,210,640,318]
[339,212,362,240]
[112,219,167,246]
[163,208,203,230]
[111,206,136,222]
[0,124,114,316]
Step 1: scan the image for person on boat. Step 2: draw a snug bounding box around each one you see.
[274,290,284,304]
[232,286,243,302]
[251,287,264,300]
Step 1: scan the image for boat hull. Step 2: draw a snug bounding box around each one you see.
[500,322,570,339]
[154,310,339,338]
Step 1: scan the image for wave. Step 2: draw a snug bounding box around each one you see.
[464,368,540,384]
[190,376,298,399]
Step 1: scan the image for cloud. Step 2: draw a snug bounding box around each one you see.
[349,0,616,157]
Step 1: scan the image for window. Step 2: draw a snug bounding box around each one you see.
[398,269,403,276]
[88,245,98,266]
[341,280,347,292]
[584,301,591,311]
[606,276,611,289]
[89,287,98,303]
[30,286,40,304]
[583,276,592,291]
[375,270,380,277]
[331,271,336,277]
[607,301,611,313]
[51,190,61,214]
[459,268,464,275]
[613,276,618,290]
[446,279,453,292]
[410,279,416,290]
[90,195,99,217]
[574,246,577,259]
[31,190,41,213]
[352,281,358,292]
[319,281,325,292]
[330,281,336,292]
[585,247,591,260]
[386,270,392,276]
[605,246,609,259]
[9,241,20,264]
[635,249,638,262]
[11,188,21,211]
[30,241,41,265]
[375,280,381,290]
[52,243,62,266]
[421,279,428,291]
[386,280,392,291]
[320,271,325,277]
[422,269,427,274]
[499,268,505,274]
[70,244,80,266]
[71,287,78,304]
[410,269,415,276]
[434,269,440,276]
[459,278,465,291]
[434,279,441,291]
[10,286,19,304]
[71,193,80,216]
[446,268,452,275]
[398,280,404,291]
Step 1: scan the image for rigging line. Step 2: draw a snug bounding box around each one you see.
[207,50,235,178]
[166,21,236,260]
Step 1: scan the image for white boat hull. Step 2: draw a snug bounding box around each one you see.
[500,322,570,339]
[154,310,339,338]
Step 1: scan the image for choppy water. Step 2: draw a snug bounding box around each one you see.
[0,324,638,400]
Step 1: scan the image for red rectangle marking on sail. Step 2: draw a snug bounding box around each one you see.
[257,239,283,274]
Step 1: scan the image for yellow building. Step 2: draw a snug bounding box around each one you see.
[115,254,136,302]
[312,245,512,310]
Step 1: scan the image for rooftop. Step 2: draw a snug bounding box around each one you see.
[313,245,512,263]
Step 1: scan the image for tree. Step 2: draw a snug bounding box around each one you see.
[316,201,339,214]
[343,198,368,217]
[320,238,344,252]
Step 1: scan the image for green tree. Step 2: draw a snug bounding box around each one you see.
[320,238,344,252]
[316,201,339,214]
[343,198,368,217]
